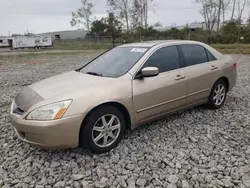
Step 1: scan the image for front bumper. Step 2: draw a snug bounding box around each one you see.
[10,102,84,149]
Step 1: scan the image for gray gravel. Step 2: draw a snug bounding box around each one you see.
[0,53,250,188]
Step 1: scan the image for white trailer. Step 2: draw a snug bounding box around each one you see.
[0,37,10,48]
[11,36,36,49]
[34,35,53,48]
[8,35,53,49]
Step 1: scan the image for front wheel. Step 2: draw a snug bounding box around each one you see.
[205,79,227,109]
[80,106,125,153]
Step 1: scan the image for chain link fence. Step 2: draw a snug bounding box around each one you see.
[52,36,173,50]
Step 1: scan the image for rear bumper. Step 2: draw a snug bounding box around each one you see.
[228,69,237,91]
[10,108,84,149]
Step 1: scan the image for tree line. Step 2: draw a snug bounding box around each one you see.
[71,0,155,32]
[70,0,250,44]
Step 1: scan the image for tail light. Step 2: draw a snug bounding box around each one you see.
[233,63,237,68]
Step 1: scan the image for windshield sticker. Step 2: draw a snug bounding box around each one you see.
[131,48,148,53]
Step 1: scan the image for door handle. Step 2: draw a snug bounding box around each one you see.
[175,75,186,80]
[211,65,218,70]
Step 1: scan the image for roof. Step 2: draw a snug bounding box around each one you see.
[39,29,88,34]
[119,40,202,48]
[38,29,88,39]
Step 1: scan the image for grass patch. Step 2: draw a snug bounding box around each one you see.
[0,50,106,59]
[54,42,250,51]
[53,42,115,50]
[217,48,250,54]
[211,44,250,49]
[53,43,250,54]
[2,43,250,58]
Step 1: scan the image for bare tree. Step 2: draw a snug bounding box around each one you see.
[237,0,247,22]
[231,0,236,20]
[221,0,231,23]
[144,0,155,28]
[107,0,131,33]
[70,0,94,31]
[134,0,144,28]
[130,0,141,31]
[216,0,232,30]
[195,0,218,33]
[230,0,247,23]
[130,0,155,29]
[217,0,222,32]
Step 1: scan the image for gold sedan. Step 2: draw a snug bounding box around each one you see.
[10,40,237,153]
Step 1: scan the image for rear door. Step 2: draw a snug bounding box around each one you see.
[179,44,212,105]
[132,45,186,123]
[203,48,223,87]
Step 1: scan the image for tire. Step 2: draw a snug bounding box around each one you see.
[80,105,126,154]
[205,79,227,109]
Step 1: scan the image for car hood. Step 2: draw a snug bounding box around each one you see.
[14,71,131,113]
[29,71,114,99]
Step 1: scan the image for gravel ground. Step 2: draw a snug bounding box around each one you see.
[0,53,250,188]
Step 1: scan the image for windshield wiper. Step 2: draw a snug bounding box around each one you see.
[86,72,103,77]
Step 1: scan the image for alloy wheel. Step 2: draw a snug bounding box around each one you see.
[92,114,121,148]
[213,84,226,106]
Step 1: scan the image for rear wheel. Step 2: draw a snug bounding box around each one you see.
[80,106,125,153]
[206,79,227,109]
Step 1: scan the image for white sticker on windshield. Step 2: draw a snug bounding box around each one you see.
[131,48,147,53]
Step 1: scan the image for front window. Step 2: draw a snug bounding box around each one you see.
[80,47,149,78]
[142,46,181,73]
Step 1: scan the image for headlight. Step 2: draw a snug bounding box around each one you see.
[26,100,72,121]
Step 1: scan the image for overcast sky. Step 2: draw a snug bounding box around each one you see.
[0,0,249,36]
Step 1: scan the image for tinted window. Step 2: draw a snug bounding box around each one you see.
[143,46,180,73]
[206,49,217,61]
[180,44,208,66]
[80,47,148,78]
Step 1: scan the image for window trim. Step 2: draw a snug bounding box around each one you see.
[205,48,217,62]
[134,45,182,79]
[178,44,210,68]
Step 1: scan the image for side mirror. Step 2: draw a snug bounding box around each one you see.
[141,67,159,78]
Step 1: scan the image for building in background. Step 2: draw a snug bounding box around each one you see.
[154,25,186,32]
[154,22,222,32]
[39,29,89,40]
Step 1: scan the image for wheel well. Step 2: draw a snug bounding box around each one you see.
[81,102,131,130]
[218,77,229,91]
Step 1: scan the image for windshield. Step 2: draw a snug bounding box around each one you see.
[80,47,149,78]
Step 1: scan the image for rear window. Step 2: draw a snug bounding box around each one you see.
[180,44,208,67]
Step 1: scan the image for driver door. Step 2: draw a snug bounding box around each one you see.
[132,45,187,123]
